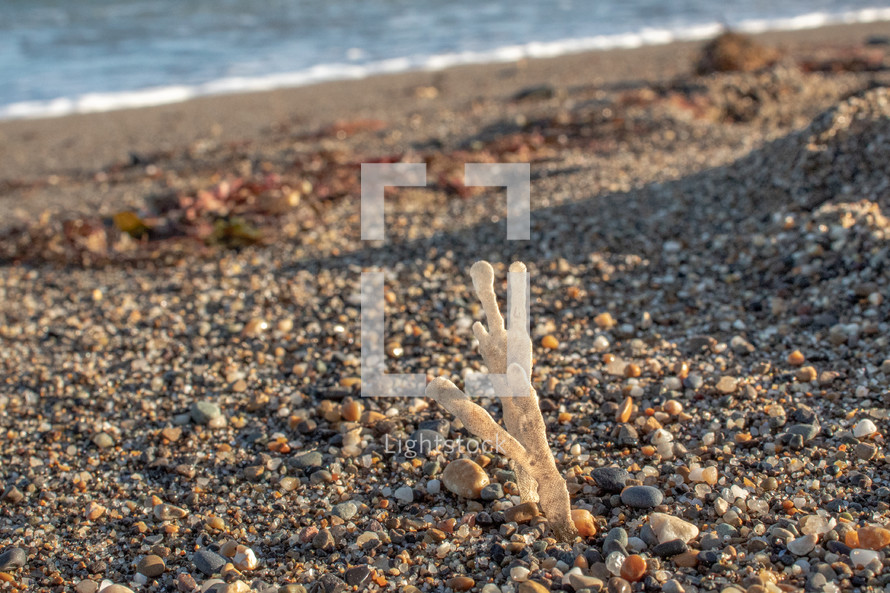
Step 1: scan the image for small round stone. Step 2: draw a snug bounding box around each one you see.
[663,399,683,415]
[620,485,663,509]
[620,554,647,582]
[447,576,475,591]
[608,577,632,593]
[542,335,559,349]
[572,509,597,537]
[0,547,27,571]
[441,459,489,499]
[853,419,877,438]
[137,554,165,578]
[787,350,806,366]
[340,398,363,421]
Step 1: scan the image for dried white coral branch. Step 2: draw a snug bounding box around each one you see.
[426,260,577,541]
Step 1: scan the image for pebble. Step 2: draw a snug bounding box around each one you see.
[616,396,633,423]
[190,401,222,424]
[518,582,550,593]
[101,586,135,593]
[788,350,806,365]
[441,459,489,499]
[542,335,559,349]
[233,545,258,570]
[480,483,504,500]
[447,576,475,591]
[345,565,371,587]
[607,577,632,593]
[565,568,604,590]
[137,555,165,577]
[154,503,188,521]
[333,502,358,520]
[620,485,663,509]
[853,419,877,438]
[620,554,647,582]
[850,548,881,568]
[292,451,323,469]
[193,549,228,576]
[394,486,414,503]
[715,376,738,394]
[313,529,336,551]
[854,442,877,460]
[0,547,27,571]
[857,525,890,550]
[653,539,688,557]
[91,432,114,449]
[75,580,98,593]
[593,467,630,493]
[787,534,818,556]
[505,502,540,524]
[648,513,700,543]
[663,579,685,593]
[340,398,363,422]
[572,508,597,537]
[407,429,446,456]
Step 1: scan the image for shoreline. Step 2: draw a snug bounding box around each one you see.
[0,20,888,185]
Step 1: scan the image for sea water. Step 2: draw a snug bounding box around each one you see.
[2,0,889,119]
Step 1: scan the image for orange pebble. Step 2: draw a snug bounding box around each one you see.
[624,363,641,378]
[341,397,363,421]
[845,530,860,548]
[858,526,890,550]
[787,350,805,366]
[542,335,559,349]
[620,554,647,582]
[616,396,633,423]
[571,509,597,537]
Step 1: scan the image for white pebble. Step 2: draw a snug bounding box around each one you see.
[853,418,877,438]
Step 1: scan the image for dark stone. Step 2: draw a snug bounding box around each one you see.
[653,539,688,558]
[309,574,348,593]
[406,429,445,456]
[418,419,450,436]
[345,565,371,588]
[826,541,851,555]
[592,467,631,493]
[193,549,227,576]
[512,84,556,101]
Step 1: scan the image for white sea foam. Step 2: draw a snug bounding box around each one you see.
[3,6,889,121]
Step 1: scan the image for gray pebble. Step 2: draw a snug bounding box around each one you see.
[189,401,221,424]
[332,502,358,520]
[620,485,663,508]
[0,546,27,571]
[407,429,445,456]
[192,549,227,576]
[292,451,323,469]
[592,467,630,493]
[481,483,504,501]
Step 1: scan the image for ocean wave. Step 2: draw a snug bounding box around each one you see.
[3,6,889,121]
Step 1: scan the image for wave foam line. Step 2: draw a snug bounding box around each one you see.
[3,6,890,121]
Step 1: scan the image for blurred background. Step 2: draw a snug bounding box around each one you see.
[4,0,890,119]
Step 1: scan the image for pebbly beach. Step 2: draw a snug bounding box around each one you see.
[1,19,890,593]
